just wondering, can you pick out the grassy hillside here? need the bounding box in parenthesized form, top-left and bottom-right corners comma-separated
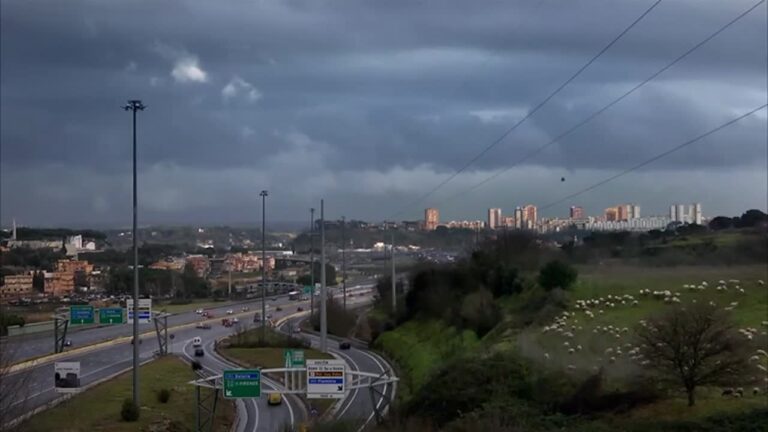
(374, 319, 479, 402)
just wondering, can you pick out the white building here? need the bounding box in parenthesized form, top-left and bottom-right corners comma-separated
(692, 203, 702, 225)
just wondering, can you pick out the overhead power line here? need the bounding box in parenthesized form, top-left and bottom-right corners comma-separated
(388, 0, 664, 219)
(435, 0, 766, 208)
(537, 104, 767, 211)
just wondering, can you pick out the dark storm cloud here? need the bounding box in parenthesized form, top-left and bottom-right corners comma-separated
(1, 0, 766, 225)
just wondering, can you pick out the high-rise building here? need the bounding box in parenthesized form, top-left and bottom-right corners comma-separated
(523, 205, 537, 225)
(617, 205, 629, 221)
(605, 207, 618, 222)
(631, 205, 641, 220)
(424, 208, 440, 231)
(514, 207, 524, 229)
(488, 208, 502, 229)
(676, 204, 687, 223)
(670, 205, 677, 222)
(502, 216, 515, 228)
(692, 203, 702, 225)
(569, 206, 584, 219)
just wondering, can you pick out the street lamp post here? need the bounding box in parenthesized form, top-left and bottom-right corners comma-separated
(123, 99, 145, 410)
(320, 199, 327, 352)
(309, 208, 315, 320)
(260, 190, 268, 342)
(342, 216, 347, 311)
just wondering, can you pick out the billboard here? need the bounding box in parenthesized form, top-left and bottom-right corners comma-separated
(54, 362, 81, 393)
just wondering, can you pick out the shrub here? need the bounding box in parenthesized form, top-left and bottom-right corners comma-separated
(120, 398, 139, 422)
(157, 388, 171, 403)
(538, 260, 578, 291)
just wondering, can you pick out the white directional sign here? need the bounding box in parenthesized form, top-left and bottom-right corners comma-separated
(54, 361, 81, 393)
(306, 359, 346, 399)
(127, 298, 152, 324)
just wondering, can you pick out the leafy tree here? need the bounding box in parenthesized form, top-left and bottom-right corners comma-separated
(708, 216, 734, 231)
(736, 209, 768, 228)
(32, 270, 45, 293)
(538, 260, 577, 291)
(635, 303, 750, 407)
(459, 288, 501, 336)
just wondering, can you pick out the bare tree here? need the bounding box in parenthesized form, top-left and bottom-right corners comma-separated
(635, 303, 750, 406)
(0, 336, 32, 431)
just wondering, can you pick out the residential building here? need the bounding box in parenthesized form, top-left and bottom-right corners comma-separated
(488, 208, 502, 229)
(569, 206, 584, 219)
(444, 220, 485, 230)
(424, 208, 440, 231)
(514, 207, 524, 229)
(47, 272, 75, 297)
(631, 204, 641, 219)
(670, 205, 677, 222)
(676, 204, 687, 223)
(693, 203, 702, 225)
(0, 274, 33, 302)
(617, 205, 629, 221)
(186, 255, 211, 278)
(522, 205, 537, 225)
(150, 257, 186, 272)
(502, 216, 516, 228)
(55, 259, 94, 275)
(605, 207, 618, 221)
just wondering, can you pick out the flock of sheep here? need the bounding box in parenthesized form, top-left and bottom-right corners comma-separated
(536, 277, 768, 398)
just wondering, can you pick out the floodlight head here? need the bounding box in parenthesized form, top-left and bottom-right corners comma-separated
(260, 190, 268, 197)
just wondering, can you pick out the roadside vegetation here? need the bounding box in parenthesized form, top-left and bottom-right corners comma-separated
(365, 211, 768, 431)
(17, 356, 235, 432)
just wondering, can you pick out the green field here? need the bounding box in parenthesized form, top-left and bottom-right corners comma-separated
(20, 356, 235, 432)
(518, 264, 768, 404)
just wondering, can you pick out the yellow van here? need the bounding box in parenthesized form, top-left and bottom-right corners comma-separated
(267, 392, 282, 405)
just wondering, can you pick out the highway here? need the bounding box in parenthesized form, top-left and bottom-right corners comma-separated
(277, 316, 396, 431)
(6, 281, 373, 364)
(3, 281, 394, 430)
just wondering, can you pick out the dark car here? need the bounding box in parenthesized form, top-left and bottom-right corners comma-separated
(297, 307, 304, 312)
(63, 339, 72, 347)
(276, 306, 283, 312)
(194, 348, 205, 357)
(339, 341, 351, 350)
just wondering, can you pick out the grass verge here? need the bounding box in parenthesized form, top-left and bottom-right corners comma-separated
(18, 356, 235, 432)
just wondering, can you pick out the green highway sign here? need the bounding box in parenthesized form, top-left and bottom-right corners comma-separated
(284, 349, 305, 368)
(69, 305, 94, 325)
(99, 307, 124, 324)
(223, 369, 261, 399)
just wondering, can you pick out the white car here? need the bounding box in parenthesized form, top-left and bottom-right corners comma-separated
(226, 309, 233, 315)
(232, 317, 239, 323)
(192, 336, 202, 347)
(195, 309, 203, 314)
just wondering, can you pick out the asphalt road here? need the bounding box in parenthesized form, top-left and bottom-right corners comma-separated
(179, 331, 302, 432)
(3, 282, 385, 430)
(278, 316, 396, 431)
(7, 282, 373, 364)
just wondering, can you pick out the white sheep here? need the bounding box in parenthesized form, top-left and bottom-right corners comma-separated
(568, 348, 575, 354)
(609, 357, 616, 364)
(563, 341, 570, 347)
(758, 280, 765, 286)
(576, 345, 583, 351)
(750, 355, 760, 363)
(544, 353, 550, 360)
(754, 349, 767, 357)
(566, 365, 576, 372)
(605, 348, 614, 355)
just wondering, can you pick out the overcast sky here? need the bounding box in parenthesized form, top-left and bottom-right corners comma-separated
(1, 0, 766, 228)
